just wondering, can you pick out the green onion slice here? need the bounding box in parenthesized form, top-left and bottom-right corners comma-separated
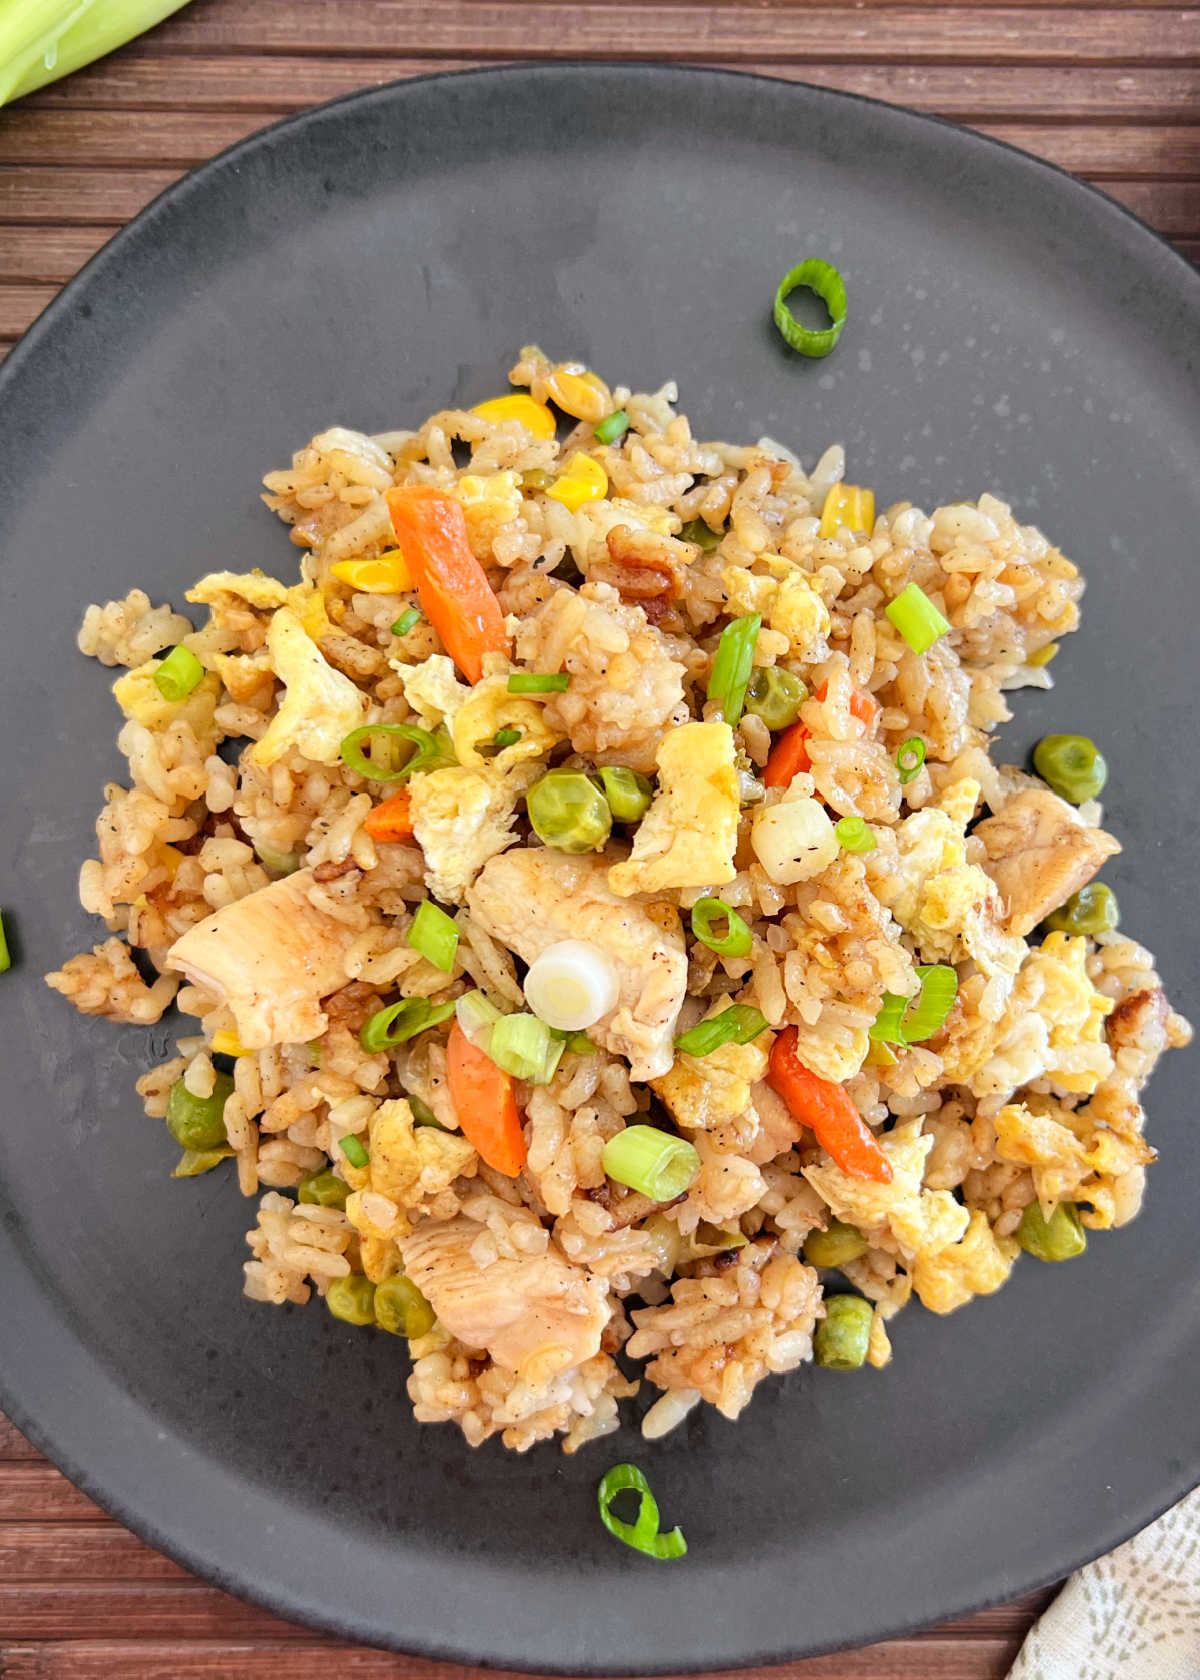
(339, 722, 454, 783)
(886, 583, 950, 655)
(896, 736, 926, 785)
(550, 1028, 597, 1055)
(597, 1463, 687, 1560)
(0, 910, 9, 974)
(359, 996, 456, 1053)
(391, 607, 421, 637)
(675, 1003, 769, 1058)
(602, 1125, 701, 1201)
(406, 1093, 442, 1128)
(690, 897, 753, 958)
(593, 409, 630, 446)
(678, 518, 723, 552)
(489, 1013, 565, 1085)
(454, 989, 504, 1049)
(707, 614, 761, 727)
(598, 766, 653, 823)
(835, 815, 876, 854)
(869, 964, 958, 1046)
(493, 728, 521, 747)
(339, 1134, 369, 1169)
(153, 644, 205, 702)
(508, 672, 570, 694)
(408, 900, 459, 972)
(772, 259, 848, 359)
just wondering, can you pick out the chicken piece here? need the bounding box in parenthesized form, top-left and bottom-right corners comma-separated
(400, 1204, 610, 1384)
(975, 789, 1120, 937)
(467, 847, 687, 1079)
(165, 870, 360, 1048)
(608, 720, 740, 897)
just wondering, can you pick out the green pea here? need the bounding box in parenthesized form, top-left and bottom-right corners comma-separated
(1045, 881, 1119, 938)
(374, 1274, 436, 1338)
(598, 766, 653, 823)
(527, 769, 613, 853)
(814, 1294, 874, 1370)
(325, 1275, 377, 1326)
(678, 518, 723, 552)
(164, 1073, 234, 1151)
(521, 468, 553, 492)
(1017, 1201, 1087, 1262)
(298, 1170, 349, 1209)
(744, 666, 807, 731)
(1033, 734, 1108, 804)
(803, 1219, 869, 1270)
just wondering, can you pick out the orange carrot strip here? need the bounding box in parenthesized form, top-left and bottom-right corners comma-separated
(767, 1027, 892, 1183)
(764, 720, 811, 786)
(385, 486, 509, 684)
(445, 1019, 526, 1177)
(363, 788, 413, 842)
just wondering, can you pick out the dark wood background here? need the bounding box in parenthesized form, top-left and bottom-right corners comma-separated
(1, 0, 1195, 1672)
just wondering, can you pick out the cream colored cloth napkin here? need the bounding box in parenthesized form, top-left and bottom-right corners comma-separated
(1009, 1486, 1200, 1679)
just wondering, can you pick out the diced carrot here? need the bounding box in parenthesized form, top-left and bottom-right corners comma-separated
(363, 787, 413, 842)
(385, 486, 509, 683)
(445, 1019, 526, 1177)
(767, 1027, 892, 1183)
(764, 720, 811, 786)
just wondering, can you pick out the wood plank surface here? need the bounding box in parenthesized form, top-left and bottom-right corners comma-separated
(0, 0, 1195, 1672)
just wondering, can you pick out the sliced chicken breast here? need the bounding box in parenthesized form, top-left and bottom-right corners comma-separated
(975, 789, 1120, 938)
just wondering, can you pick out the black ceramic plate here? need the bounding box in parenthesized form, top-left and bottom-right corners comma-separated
(1, 64, 1197, 1672)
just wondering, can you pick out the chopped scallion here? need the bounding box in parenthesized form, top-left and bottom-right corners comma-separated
(507, 672, 570, 694)
(896, 737, 926, 785)
(597, 1463, 687, 1560)
(678, 518, 723, 552)
(869, 964, 958, 1046)
(772, 258, 848, 359)
(707, 614, 761, 727)
(886, 583, 950, 655)
(339, 1134, 369, 1169)
(675, 1003, 768, 1057)
(339, 722, 454, 783)
(593, 409, 630, 445)
(408, 900, 459, 972)
(690, 897, 753, 958)
(391, 606, 421, 637)
(152, 644, 205, 702)
(493, 728, 521, 747)
(489, 1012, 565, 1085)
(835, 816, 876, 854)
(359, 996, 455, 1053)
(454, 988, 504, 1049)
(602, 1125, 700, 1201)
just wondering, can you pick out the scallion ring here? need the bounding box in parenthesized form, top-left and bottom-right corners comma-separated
(359, 996, 456, 1053)
(593, 409, 630, 445)
(339, 1134, 369, 1169)
(707, 614, 761, 727)
(153, 645, 205, 702)
(835, 816, 876, 854)
(690, 897, 753, 958)
(597, 1463, 687, 1561)
(675, 1003, 769, 1057)
(602, 1125, 701, 1201)
(772, 258, 848, 359)
(508, 672, 570, 694)
(869, 964, 958, 1046)
(391, 607, 421, 637)
(886, 582, 950, 655)
(896, 737, 926, 785)
(408, 900, 459, 972)
(339, 722, 454, 783)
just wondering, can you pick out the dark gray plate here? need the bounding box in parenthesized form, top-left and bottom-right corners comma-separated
(0, 64, 1197, 1673)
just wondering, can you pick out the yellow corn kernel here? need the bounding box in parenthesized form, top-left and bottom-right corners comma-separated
(211, 1028, 250, 1058)
(545, 364, 612, 423)
(329, 550, 412, 594)
(819, 483, 876, 539)
(158, 844, 186, 880)
(1028, 642, 1059, 668)
(471, 394, 557, 438)
(545, 452, 608, 513)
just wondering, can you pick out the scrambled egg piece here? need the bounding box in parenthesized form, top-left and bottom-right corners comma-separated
(451, 675, 558, 771)
(992, 1100, 1153, 1227)
(409, 761, 537, 903)
(970, 932, 1114, 1098)
(608, 720, 739, 896)
(912, 1210, 1018, 1315)
(113, 663, 220, 732)
(249, 607, 367, 767)
(803, 1117, 969, 1262)
(652, 1024, 771, 1132)
(347, 1099, 476, 1237)
(187, 569, 290, 611)
(722, 558, 831, 658)
(789, 1021, 870, 1085)
(393, 654, 471, 730)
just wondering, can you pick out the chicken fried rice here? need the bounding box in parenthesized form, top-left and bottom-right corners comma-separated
(47, 347, 1190, 1453)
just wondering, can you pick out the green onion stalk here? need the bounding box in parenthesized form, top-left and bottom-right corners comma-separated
(0, 1, 192, 108)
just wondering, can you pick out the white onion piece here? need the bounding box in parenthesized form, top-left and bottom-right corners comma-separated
(523, 941, 620, 1032)
(751, 795, 839, 885)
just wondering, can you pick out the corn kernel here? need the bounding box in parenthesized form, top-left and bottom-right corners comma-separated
(471, 394, 557, 438)
(329, 551, 412, 594)
(545, 364, 612, 423)
(1028, 642, 1059, 668)
(545, 453, 608, 513)
(158, 844, 186, 880)
(819, 484, 876, 539)
(211, 1028, 250, 1058)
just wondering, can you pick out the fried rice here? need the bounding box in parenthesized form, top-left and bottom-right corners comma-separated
(47, 346, 1191, 1454)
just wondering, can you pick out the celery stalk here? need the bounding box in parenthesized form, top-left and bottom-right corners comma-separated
(0, 0, 191, 107)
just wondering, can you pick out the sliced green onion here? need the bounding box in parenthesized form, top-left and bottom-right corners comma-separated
(391, 607, 421, 637)
(707, 614, 761, 726)
(690, 897, 753, 958)
(896, 737, 926, 785)
(551, 1029, 597, 1055)
(0, 2, 194, 109)
(886, 583, 950, 655)
(602, 1125, 701, 1201)
(152, 644, 205, 702)
(835, 816, 876, 854)
(489, 1013, 564, 1085)
(359, 996, 456, 1053)
(455, 988, 504, 1049)
(598, 766, 653, 823)
(869, 964, 958, 1046)
(0, 910, 9, 973)
(593, 409, 630, 445)
(408, 900, 459, 972)
(339, 1134, 369, 1169)
(171, 1145, 234, 1179)
(407, 1093, 441, 1128)
(508, 672, 570, 694)
(493, 728, 521, 747)
(339, 722, 454, 783)
(298, 1170, 349, 1208)
(597, 1463, 687, 1560)
(675, 1003, 769, 1057)
(678, 518, 723, 552)
(772, 258, 848, 359)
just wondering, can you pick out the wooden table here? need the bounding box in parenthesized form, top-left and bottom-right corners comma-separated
(1, 1, 1195, 1672)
